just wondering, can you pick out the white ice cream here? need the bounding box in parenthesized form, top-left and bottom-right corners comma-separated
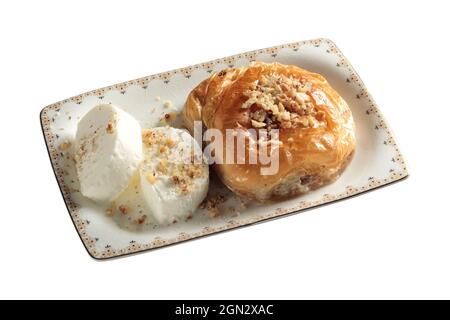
(140, 127, 208, 224)
(74, 104, 142, 203)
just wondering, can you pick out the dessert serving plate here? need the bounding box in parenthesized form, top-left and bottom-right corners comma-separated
(40, 38, 408, 259)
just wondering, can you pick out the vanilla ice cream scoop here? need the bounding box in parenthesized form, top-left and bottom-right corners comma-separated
(140, 127, 209, 224)
(74, 104, 142, 202)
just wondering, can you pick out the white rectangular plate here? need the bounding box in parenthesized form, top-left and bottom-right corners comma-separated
(41, 38, 408, 259)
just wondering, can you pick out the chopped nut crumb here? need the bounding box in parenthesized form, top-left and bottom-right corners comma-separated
(118, 205, 129, 215)
(146, 173, 156, 184)
(159, 146, 167, 153)
(180, 186, 189, 195)
(106, 122, 114, 134)
(165, 138, 175, 148)
(163, 100, 172, 108)
(58, 141, 71, 151)
(137, 215, 147, 225)
(207, 207, 220, 218)
(158, 159, 168, 174)
(142, 129, 165, 148)
(201, 195, 226, 218)
(105, 207, 114, 216)
(160, 112, 177, 124)
(172, 175, 183, 184)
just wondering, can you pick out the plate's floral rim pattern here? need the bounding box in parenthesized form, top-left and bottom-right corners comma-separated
(40, 38, 408, 259)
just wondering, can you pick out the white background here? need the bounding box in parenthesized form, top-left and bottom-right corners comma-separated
(1, 0, 449, 299)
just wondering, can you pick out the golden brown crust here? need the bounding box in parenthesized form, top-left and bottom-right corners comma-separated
(183, 62, 356, 201)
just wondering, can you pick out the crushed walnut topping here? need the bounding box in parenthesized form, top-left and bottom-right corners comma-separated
(186, 164, 202, 179)
(106, 116, 117, 134)
(137, 215, 147, 225)
(200, 195, 226, 218)
(142, 130, 165, 148)
(170, 163, 205, 195)
(58, 141, 71, 151)
(75, 130, 100, 168)
(159, 146, 167, 154)
(242, 73, 325, 130)
(118, 205, 129, 215)
(172, 176, 188, 195)
(106, 122, 114, 134)
(157, 159, 168, 174)
(172, 175, 183, 184)
(165, 138, 175, 148)
(141, 129, 207, 196)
